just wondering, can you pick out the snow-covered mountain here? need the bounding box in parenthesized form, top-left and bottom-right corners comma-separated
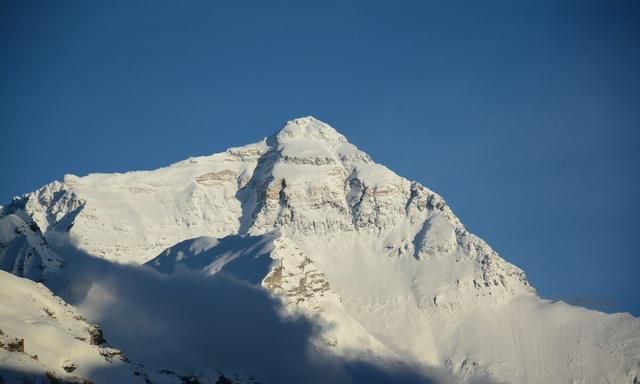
(1, 116, 639, 383)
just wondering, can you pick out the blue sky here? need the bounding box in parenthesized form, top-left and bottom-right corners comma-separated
(1, 0, 639, 315)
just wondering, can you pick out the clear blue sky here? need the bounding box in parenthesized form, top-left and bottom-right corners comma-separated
(1, 1, 638, 315)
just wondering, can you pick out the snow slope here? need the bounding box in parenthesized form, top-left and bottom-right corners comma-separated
(0, 210, 62, 281)
(0, 269, 134, 383)
(2, 116, 640, 383)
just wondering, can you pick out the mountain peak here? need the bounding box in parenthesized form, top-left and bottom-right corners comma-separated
(273, 116, 347, 144)
(3, 117, 639, 384)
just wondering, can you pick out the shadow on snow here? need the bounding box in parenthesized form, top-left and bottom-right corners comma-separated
(40, 234, 476, 384)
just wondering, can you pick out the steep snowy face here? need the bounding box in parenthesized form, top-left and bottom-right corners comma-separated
(239, 117, 371, 234)
(11, 142, 269, 263)
(0, 208, 62, 281)
(244, 116, 423, 236)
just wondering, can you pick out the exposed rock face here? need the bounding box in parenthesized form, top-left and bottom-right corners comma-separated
(2, 337, 24, 353)
(87, 325, 105, 346)
(262, 236, 333, 311)
(62, 360, 78, 373)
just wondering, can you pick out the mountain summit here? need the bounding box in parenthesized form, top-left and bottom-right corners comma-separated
(274, 116, 348, 143)
(1, 117, 639, 383)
